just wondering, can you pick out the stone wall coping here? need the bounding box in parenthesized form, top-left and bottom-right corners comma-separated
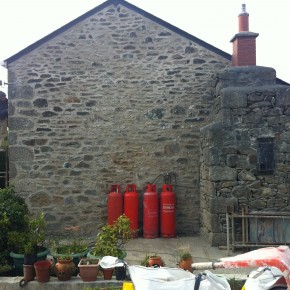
(0, 276, 123, 290)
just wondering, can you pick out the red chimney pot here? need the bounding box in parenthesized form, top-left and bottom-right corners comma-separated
(238, 4, 249, 32)
(230, 4, 259, 66)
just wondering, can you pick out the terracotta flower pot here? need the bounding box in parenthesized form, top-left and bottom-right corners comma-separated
(179, 257, 193, 272)
(50, 248, 89, 275)
(78, 258, 99, 282)
(148, 256, 163, 267)
(23, 264, 35, 281)
(19, 265, 35, 287)
(54, 258, 75, 281)
(34, 260, 51, 283)
(102, 267, 114, 280)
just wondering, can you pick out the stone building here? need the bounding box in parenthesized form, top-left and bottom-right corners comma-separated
(3, 0, 290, 245)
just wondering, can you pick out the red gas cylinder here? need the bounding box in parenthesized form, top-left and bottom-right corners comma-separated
(124, 184, 138, 238)
(143, 184, 159, 238)
(107, 184, 123, 225)
(160, 184, 176, 238)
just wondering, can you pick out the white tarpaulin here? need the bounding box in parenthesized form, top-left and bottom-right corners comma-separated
(128, 266, 231, 290)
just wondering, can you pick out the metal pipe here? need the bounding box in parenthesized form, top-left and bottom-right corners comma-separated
(232, 214, 290, 219)
(226, 212, 230, 256)
(191, 261, 224, 271)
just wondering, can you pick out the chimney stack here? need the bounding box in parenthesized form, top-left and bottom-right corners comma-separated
(230, 4, 259, 66)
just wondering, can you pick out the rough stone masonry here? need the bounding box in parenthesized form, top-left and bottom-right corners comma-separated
(6, 3, 231, 237)
(5, 2, 290, 244)
(200, 66, 290, 245)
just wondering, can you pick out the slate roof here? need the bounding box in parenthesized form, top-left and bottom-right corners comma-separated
(4, 0, 231, 65)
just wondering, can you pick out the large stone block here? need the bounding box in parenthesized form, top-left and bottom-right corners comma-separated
(203, 146, 221, 166)
(232, 186, 251, 199)
(219, 66, 276, 88)
(9, 85, 34, 100)
(29, 192, 52, 206)
(209, 197, 238, 214)
(9, 146, 34, 161)
(8, 117, 34, 131)
(200, 122, 223, 147)
(221, 88, 247, 108)
(209, 166, 237, 181)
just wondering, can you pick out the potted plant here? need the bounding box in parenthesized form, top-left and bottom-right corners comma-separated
(49, 226, 89, 275)
(8, 212, 49, 276)
(78, 258, 99, 282)
(90, 214, 134, 259)
(148, 254, 164, 267)
(53, 254, 75, 281)
(89, 215, 133, 280)
(140, 254, 164, 267)
(177, 248, 193, 272)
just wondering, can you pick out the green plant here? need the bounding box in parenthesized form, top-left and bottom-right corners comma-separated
(91, 214, 134, 258)
(140, 254, 150, 267)
(8, 212, 46, 254)
(50, 239, 88, 258)
(0, 263, 12, 273)
(179, 250, 192, 260)
(1, 134, 8, 149)
(176, 245, 192, 262)
(49, 226, 88, 258)
(0, 254, 13, 274)
(0, 186, 29, 258)
(140, 253, 165, 267)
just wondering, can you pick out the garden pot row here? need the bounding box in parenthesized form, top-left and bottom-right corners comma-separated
(19, 256, 125, 285)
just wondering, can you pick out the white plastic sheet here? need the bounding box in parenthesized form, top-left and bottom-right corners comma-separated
(99, 256, 124, 269)
(199, 270, 231, 290)
(243, 266, 287, 290)
(128, 266, 231, 290)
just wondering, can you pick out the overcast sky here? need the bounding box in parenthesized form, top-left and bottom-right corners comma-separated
(0, 0, 289, 94)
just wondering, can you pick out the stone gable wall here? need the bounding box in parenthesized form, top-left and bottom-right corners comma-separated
(7, 3, 230, 236)
(200, 66, 290, 246)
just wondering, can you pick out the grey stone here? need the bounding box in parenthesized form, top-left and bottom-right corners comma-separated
(209, 166, 237, 181)
(232, 186, 251, 198)
(9, 117, 34, 130)
(221, 88, 247, 108)
(9, 146, 34, 161)
(238, 170, 256, 181)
